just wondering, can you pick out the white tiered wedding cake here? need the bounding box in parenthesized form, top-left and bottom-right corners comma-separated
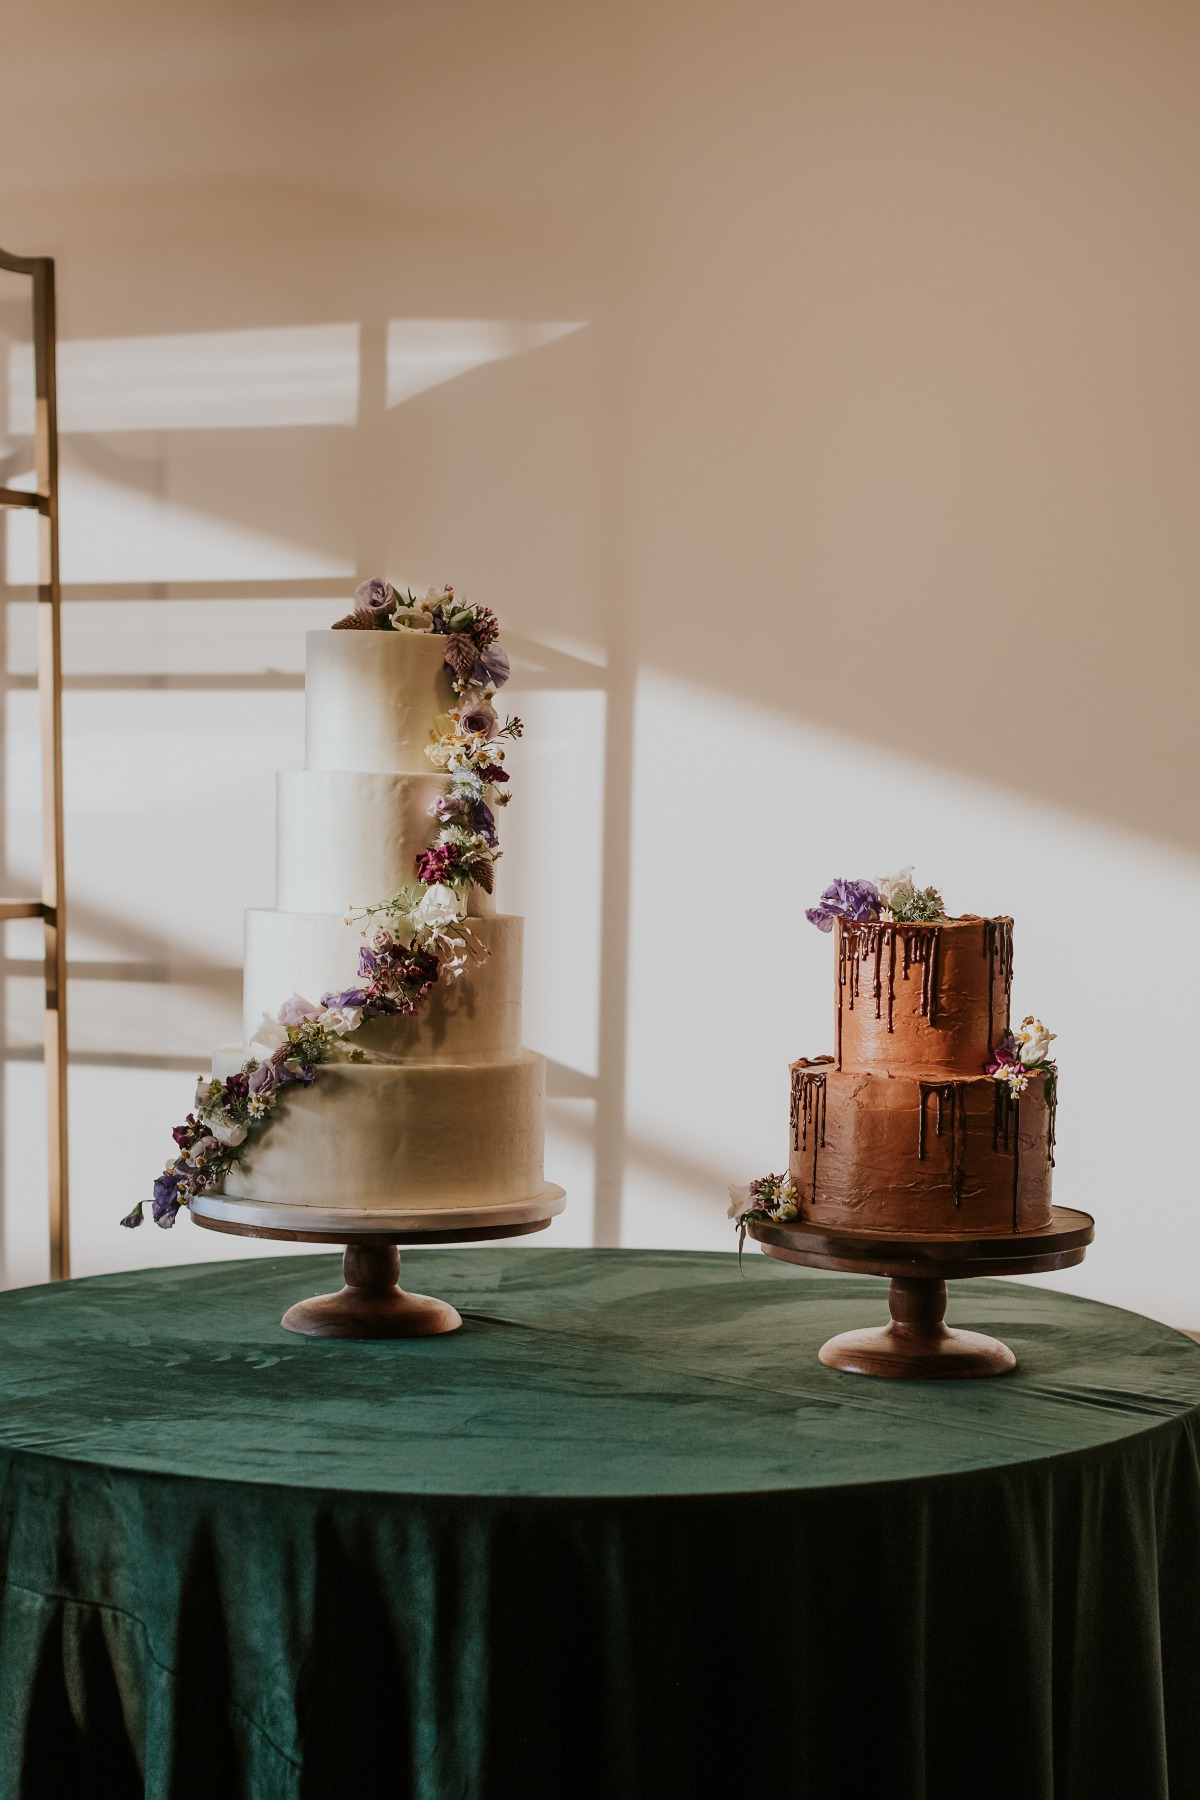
(126, 582, 564, 1239)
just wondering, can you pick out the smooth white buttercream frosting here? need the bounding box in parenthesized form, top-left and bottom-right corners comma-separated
(213, 1047, 547, 1211)
(304, 629, 454, 774)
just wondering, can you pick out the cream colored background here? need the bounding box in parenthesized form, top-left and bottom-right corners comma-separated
(1, 0, 1196, 1317)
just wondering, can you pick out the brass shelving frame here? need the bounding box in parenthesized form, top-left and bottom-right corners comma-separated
(0, 249, 69, 1280)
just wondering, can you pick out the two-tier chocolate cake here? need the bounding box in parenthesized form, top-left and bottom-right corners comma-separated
(731, 869, 1058, 1243)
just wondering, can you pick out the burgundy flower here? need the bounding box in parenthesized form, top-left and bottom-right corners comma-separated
(478, 763, 509, 784)
(415, 843, 458, 884)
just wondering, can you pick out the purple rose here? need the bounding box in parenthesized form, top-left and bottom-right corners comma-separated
(475, 644, 510, 688)
(458, 699, 498, 738)
(430, 792, 465, 823)
(805, 877, 881, 932)
(248, 1058, 279, 1097)
(354, 577, 396, 617)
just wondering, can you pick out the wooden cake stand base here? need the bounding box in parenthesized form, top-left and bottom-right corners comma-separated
(191, 1189, 564, 1339)
(748, 1206, 1094, 1380)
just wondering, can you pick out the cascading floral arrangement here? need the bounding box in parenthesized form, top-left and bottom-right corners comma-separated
(122, 578, 522, 1230)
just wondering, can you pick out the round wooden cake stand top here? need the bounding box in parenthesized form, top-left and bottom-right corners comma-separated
(748, 1206, 1095, 1381)
(191, 1207, 552, 1341)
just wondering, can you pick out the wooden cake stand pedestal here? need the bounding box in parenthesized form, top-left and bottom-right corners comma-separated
(748, 1205, 1094, 1379)
(191, 1187, 565, 1339)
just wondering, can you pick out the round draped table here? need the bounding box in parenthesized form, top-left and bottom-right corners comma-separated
(0, 1248, 1198, 1800)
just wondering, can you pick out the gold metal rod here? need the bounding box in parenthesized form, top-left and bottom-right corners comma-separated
(0, 900, 47, 920)
(0, 489, 48, 512)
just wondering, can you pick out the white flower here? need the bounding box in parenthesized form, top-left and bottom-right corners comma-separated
(414, 883, 462, 929)
(318, 1005, 364, 1036)
(877, 866, 915, 908)
(207, 1112, 248, 1148)
(1016, 1016, 1055, 1066)
(250, 1012, 289, 1055)
(426, 738, 455, 771)
(394, 605, 433, 631)
(727, 1183, 757, 1222)
(190, 1135, 219, 1163)
(418, 585, 452, 614)
(1003, 1067, 1029, 1095)
(247, 1095, 271, 1119)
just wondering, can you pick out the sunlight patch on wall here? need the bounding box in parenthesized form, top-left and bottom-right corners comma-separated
(5, 320, 587, 434)
(7, 325, 361, 433)
(3, 467, 352, 584)
(386, 319, 584, 407)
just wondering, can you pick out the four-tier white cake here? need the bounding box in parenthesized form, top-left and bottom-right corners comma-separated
(190, 623, 564, 1238)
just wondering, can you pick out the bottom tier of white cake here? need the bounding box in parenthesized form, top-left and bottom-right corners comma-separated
(210, 1045, 548, 1213)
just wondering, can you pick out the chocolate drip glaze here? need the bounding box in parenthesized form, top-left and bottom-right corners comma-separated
(1047, 1083, 1057, 1168)
(791, 1062, 829, 1194)
(836, 921, 943, 1067)
(918, 1081, 967, 1207)
(991, 1082, 1023, 1232)
(982, 919, 1014, 1053)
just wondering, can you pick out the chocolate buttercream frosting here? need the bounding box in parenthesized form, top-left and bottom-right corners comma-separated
(796, 915, 1052, 1236)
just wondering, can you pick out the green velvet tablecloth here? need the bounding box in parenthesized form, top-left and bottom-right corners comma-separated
(1, 1248, 1199, 1800)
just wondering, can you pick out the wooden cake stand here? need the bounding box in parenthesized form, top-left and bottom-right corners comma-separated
(190, 1187, 565, 1339)
(748, 1206, 1094, 1379)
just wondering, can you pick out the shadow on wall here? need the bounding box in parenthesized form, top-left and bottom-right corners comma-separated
(0, 0, 1197, 1312)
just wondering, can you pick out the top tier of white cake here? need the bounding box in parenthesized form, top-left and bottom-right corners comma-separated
(304, 628, 455, 774)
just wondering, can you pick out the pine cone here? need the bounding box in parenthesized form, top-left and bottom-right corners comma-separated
(472, 859, 495, 895)
(444, 632, 477, 683)
(332, 611, 378, 631)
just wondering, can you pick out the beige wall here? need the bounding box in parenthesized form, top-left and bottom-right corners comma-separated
(1, 0, 1197, 1315)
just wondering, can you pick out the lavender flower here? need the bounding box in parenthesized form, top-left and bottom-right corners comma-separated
(278, 1061, 316, 1088)
(120, 1202, 145, 1229)
(151, 1169, 184, 1227)
(320, 986, 370, 1010)
(805, 877, 881, 932)
(354, 577, 396, 617)
(475, 644, 510, 688)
